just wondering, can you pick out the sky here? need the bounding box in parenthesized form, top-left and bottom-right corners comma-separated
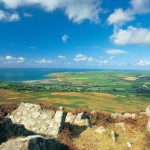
(0, 0, 150, 69)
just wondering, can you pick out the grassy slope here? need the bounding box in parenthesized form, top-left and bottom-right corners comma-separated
(0, 90, 149, 112)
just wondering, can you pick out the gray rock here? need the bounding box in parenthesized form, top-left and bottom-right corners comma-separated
(59, 107, 64, 110)
(123, 113, 136, 119)
(111, 112, 123, 119)
(8, 103, 67, 138)
(126, 142, 132, 148)
(146, 105, 150, 117)
(85, 119, 92, 128)
(146, 105, 150, 132)
(65, 112, 76, 124)
(0, 118, 36, 144)
(0, 135, 69, 150)
(111, 112, 136, 119)
(73, 113, 87, 126)
(95, 126, 106, 134)
(115, 122, 126, 130)
(73, 113, 83, 124)
(28, 136, 69, 150)
(139, 112, 146, 116)
(111, 131, 118, 144)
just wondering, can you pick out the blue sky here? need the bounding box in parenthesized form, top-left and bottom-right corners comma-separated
(0, 0, 150, 69)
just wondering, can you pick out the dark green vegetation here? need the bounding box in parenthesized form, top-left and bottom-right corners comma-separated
(0, 81, 79, 92)
(0, 71, 150, 112)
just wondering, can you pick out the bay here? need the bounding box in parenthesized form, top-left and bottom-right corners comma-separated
(0, 68, 100, 82)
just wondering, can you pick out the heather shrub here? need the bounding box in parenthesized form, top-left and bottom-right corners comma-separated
(0, 103, 18, 117)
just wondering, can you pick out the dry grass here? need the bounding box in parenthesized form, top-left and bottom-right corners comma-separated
(0, 90, 149, 112)
(37, 102, 59, 111)
(72, 115, 150, 150)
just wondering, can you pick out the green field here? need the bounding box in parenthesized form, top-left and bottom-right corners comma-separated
(0, 71, 150, 112)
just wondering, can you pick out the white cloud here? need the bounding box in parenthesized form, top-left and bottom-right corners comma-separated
(111, 26, 150, 45)
(74, 54, 87, 62)
(130, 0, 150, 14)
(108, 0, 150, 26)
(34, 59, 53, 64)
(107, 8, 134, 25)
(0, 10, 20, 22)
(136, 60, 150, 66)
(0, 0, 101, 23)
(106, 49, 127, 55)
(58, 55, 66, 59)
(62, 34, 69, 43)
(0, 55, 25, 64)
(87, 57, 97, 63)
(23, 12, 33, 17)
(74, 54, 114, 66)
(99, 60, 109, 65)
(17, 57, 25, 63)
(5, 55, 16, 60)
(64, 0, 101, 23)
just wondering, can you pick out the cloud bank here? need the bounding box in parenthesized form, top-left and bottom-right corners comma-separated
(107, 0, 150, 26)
(0, 10, 20, 22)
(106, 49, 127, 55)
(0, 55, 25, 64)
(0, 0, 101, 23)
(111, 26, 150, 45)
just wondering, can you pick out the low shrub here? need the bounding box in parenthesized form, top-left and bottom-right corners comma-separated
(37, 102, 58, 111)
(91, 111, 115, 126)
(0, 102, 18, 117)
(59, 126, 78, 150)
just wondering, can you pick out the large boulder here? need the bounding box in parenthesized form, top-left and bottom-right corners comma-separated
(65, 112, 88, 126)
(0, 118, 36, 144)
(0, 135, 69, 150)
(111, 112, 136, 119)
(95, 126, 106, 134)
(65, 112, 76, 124)
(146, 105, 150, 117)
(111, 112, 123, 119)
(8, 103, 67, 138)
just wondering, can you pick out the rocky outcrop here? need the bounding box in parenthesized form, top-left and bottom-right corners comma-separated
(1, 103, 150, 150)
(8, 103, 67, 138)
(65, 112, 88, 126)
(111, 112, 136, 119)
(0, 118, 36, 144)
(115, 122, 126, 130)
(146, 105, 150, 132)
(95, 126, 106, 134)
(111, 131, 119, 144)
(0, 135, 69, 150)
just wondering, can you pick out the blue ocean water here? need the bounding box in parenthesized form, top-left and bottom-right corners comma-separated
(0, 68, 101, 82)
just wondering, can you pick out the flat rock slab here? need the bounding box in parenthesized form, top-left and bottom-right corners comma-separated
(0, 135, 69, 150)
(65, 112, 88, 126)
(8, 103, 66, 138)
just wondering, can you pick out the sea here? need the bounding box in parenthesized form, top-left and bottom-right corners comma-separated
(0, 68, 101, 82)
(0, 68, 149, 82)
